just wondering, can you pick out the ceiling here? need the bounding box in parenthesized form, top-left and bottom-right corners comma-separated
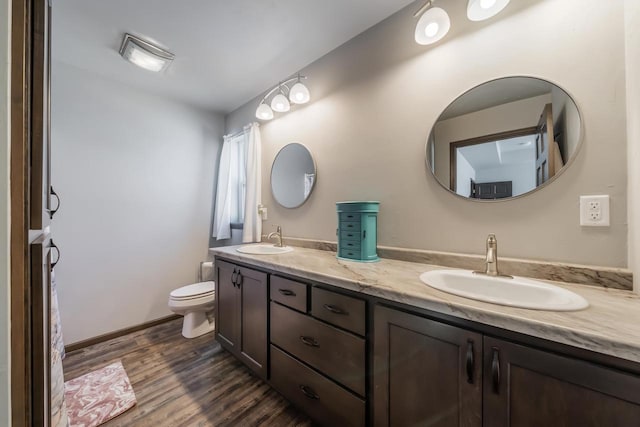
(459, 135, 537, 170)
(52, 0, 414, 113)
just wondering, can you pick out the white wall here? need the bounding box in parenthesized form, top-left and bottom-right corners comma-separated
(52, 62, 224, 344)
(0, 0, 10, 421)
(226, 0, 628, 267)
(456, 152, 475, 198)
(626, 0, 640, 292)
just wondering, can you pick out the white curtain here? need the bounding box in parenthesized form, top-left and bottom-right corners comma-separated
(212, 127, 249, 240)
(242, 123, 262, 243)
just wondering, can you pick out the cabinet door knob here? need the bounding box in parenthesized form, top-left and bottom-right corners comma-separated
(231, 269, 238, 287)
(49, 239, 60, 270)
(466, 340, 474, 384)
(49, 186, 60, 219)
(299, 336, 319, 347)
(278, 289, 295, 296)
(299, 384, 319, 400)
(491, 347, 501, 394)
(323, 304, 347, 315)
(236, 271, 243, 287)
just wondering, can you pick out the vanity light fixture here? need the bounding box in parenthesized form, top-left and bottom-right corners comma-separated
(255, 74, 311, 121)
(414, 0, 511, 46)
(414, 1, 451, 45)
(119, 33, 174, 72)
(467, 0, 511, 21)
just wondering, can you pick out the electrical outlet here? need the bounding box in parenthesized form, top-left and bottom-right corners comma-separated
(580, 195, 610, 227)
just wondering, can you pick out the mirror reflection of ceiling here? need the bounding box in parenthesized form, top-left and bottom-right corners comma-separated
(440, 78, 553, 120)
(458, 135, 536, 170)
(52, 0, 414, 112)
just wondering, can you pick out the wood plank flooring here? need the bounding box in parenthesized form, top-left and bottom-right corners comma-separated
(63, 319, 313, 426)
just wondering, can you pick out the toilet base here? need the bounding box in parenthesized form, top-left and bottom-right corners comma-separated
(181, 311, 215, 339)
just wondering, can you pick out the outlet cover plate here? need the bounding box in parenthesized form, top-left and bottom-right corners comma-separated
(580, 195, 610, 227)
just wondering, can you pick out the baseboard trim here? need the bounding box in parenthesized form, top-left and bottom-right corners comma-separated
(65, 314, 181, 354)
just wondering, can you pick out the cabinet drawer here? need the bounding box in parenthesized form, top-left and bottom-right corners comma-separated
(270, 275, 308, 312)
(339, 221, 361, 232)
(271, 302, 365, 396)
(339, 212, 360, 222)
(338, 248, 361, 260)
(271, 345, 365, 427)
(340, 240, 361, 251)
(311, 287, 366, 336)
(339, 230, 362, 241)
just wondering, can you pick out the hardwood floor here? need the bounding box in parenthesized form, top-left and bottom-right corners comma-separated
(63, 319, 313, 426)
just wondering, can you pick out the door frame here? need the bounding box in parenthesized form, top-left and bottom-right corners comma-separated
(449, 126, 538, 192)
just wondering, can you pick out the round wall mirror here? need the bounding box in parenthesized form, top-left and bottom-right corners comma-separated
(426, 76, 582, 201)
(271, 143, 317, 208)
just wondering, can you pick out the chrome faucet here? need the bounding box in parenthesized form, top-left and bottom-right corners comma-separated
(474, 234, 513, 278)
(267, 226, 284, 248)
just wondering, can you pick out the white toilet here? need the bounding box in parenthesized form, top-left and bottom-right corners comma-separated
(168, 281, 215, 338)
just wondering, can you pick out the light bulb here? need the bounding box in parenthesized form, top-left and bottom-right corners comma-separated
(424, 22, 439, 38)
(415, 7, 450, 45)
(467, 0, 510, 21)
(480, 0, 496, 9)
(255, 103, 274, 120)
(271, 93, 290, 112)
(289, 82, 310, 104)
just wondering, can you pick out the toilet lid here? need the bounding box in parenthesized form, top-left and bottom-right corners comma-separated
(170, 281, 215, 299)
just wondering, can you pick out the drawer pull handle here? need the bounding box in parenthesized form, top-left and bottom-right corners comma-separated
(323, 304, 347, 315)
(491, 347, 500, 394)
(299, 336, 319, 347)
(466, 340, 474, 384)
(299, 385, 319, 400)
(231, 269, 238, 287)
(278, 289, 296, 297)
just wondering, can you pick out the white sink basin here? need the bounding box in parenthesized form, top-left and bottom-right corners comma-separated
(236, 244, 294, 255)
(419, 270, 588, 311)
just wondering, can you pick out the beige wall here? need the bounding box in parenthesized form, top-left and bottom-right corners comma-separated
(226, 0, 628, 267)
(625, 0, 640, 291)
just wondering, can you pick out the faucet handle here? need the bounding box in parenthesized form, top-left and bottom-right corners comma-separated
(276, 225, 282, 233)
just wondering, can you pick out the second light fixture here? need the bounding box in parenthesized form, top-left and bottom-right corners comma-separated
(255, 74, 310, 121)
(414, 0, 511, 45)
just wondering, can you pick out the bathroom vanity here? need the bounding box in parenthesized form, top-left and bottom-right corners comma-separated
(212, 246, 640, 426)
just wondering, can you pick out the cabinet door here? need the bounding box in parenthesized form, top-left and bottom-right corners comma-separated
(483, 337, 640, 427)
(215, 260, 239, 350)
(237, 266, 268, 378)
(373, 306, 482, 427)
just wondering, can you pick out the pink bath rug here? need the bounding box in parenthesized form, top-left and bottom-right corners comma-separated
(64, 360, 137, 427)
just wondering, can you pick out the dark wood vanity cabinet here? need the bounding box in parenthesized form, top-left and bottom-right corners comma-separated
(269, 277, 367, 427)
(374, 305, 640, 427)
(215, 260, 268, 379)
(213, 256, 640, 427)
(483, 337, 640, 427)
(373, 305, 482, 427)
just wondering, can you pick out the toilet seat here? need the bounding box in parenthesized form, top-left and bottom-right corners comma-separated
(170, 281, 215, 301)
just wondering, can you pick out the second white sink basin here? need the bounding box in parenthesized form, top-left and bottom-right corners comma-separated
(236, 244, 294, 255)
(420, 269, 588, 311)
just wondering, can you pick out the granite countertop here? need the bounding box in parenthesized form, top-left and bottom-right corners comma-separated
(210, 245, 640, 364)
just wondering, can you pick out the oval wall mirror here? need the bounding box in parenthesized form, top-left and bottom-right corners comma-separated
(271, 143, 317, 208)
(426, 76, 582, 201)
